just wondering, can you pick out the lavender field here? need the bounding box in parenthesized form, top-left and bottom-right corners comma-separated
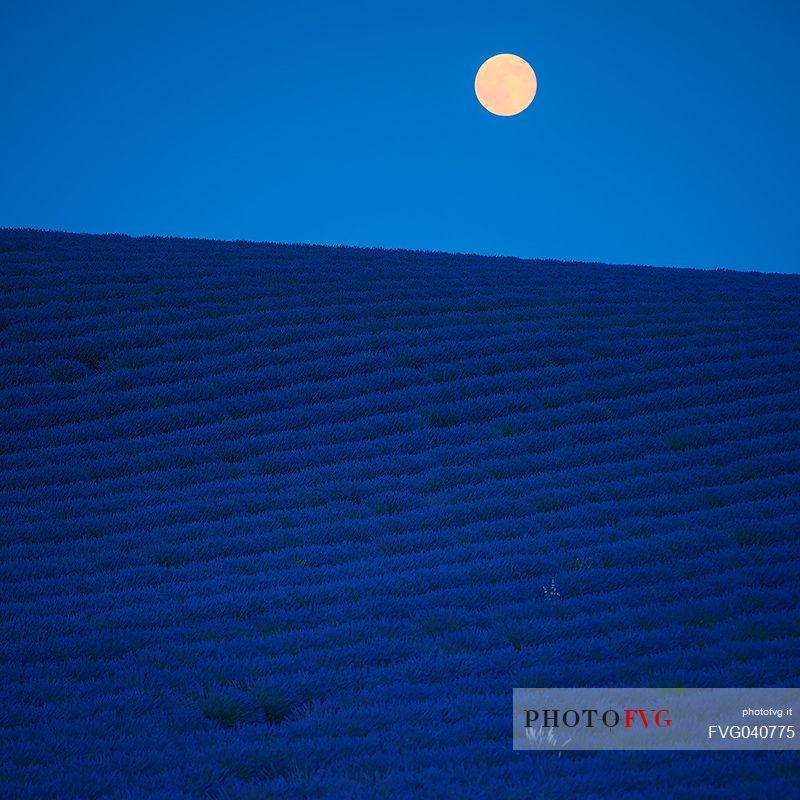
(2, 229, 799, 798)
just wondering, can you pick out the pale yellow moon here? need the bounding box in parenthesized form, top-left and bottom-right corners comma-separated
(474, 54, 537, 116)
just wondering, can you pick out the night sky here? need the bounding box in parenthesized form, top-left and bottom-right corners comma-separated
(2, 1, 798, 272)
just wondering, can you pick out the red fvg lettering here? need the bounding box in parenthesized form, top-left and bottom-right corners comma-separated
(624, 709, 672, 728)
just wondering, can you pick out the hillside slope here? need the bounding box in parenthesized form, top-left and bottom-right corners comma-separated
(2, 229, 799, 798)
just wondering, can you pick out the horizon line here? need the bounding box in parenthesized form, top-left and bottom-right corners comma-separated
(0, 226, 793, 278)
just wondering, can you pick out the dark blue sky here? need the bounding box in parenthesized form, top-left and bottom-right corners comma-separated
(2, 1, 798, 272)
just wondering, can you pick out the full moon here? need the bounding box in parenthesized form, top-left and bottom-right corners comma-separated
(474, 54, 537, 116)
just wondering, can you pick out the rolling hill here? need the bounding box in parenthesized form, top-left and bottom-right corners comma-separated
(2, 228, 799, 798)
